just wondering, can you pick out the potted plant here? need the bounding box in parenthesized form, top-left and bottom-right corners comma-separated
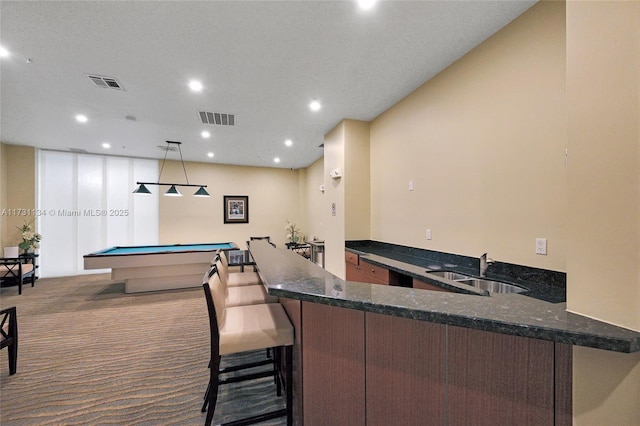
(17, 218, 42, 254)
(285, 220, 301, 244)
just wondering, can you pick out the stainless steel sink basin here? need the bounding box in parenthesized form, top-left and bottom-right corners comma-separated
(426, 271, 472, 281)
(427, 270, 526, 294)
(457, 279, 526, 294)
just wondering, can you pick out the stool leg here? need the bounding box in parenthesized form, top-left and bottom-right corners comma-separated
(274, 347, 282, 397)
(204, 355, 221, 426)
(285, 345, 293, 426)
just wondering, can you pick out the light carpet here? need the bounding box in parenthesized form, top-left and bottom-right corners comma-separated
(0, 274, 285, 425)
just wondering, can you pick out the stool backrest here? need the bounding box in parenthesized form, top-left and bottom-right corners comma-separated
(202, 283, 221, 362)
(204, 272, 226, 329)
(214, 258, 229, 295)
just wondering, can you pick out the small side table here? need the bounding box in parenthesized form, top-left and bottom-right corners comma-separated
(19, 253, 39, 280)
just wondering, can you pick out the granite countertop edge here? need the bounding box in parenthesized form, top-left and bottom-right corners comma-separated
(250, 242, 640, 354)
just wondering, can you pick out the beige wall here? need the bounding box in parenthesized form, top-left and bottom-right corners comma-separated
(370, 1, 567, 272)
(322, 119, 371, 278)
(344, 120, 371, 241)
(323, 122, 346, 277)
(0, 144, 37, 249)
(566, 1, 640, 424)
(303, 156, 326, 242)
(158, 159, 302, 249)
(566, 0, 640, 334)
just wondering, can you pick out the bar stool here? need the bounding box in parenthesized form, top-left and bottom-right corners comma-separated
(216, 251, 262, 287)
(204, 263, 278, 307)
(200, 264, 279, 412)
(202, 273, 293, 426)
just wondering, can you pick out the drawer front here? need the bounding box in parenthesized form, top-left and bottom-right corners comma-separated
(360, 260, 389, 283)
(413, 278, 450, 292)
(345, 251, 360, 266)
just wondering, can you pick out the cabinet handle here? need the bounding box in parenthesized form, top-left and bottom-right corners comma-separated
(371, 269, 375, 273)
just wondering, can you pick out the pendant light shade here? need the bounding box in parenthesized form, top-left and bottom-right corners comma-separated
(132, 141, 210, 198)
(193, 186, 210, 197)
(132, 183, 151, 194)
(164, 185, 182, 197)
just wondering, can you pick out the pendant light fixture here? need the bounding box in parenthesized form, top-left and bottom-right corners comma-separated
(132, 140, 210, 197)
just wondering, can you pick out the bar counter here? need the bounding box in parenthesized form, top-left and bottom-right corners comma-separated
(249, 240, 639, 425)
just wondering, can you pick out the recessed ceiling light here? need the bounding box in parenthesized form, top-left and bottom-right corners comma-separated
(201, 131, 211, 138)
(309, 100, 322, 112)
(189, 80, 203, 92)
(358, 0, 377, 10)
(75, 114, 88, 123)
(0, 46, 9, 58)
(285, 139, 293, 147)
(207, 152, 214, 158)
(102, 142, 111, 149)
(274, 157, 281, 163)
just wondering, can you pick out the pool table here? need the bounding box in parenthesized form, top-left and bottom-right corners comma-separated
(84, 242, 238, 293)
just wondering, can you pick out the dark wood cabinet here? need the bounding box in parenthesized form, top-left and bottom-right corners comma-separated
(447, 326, 556, 425)
(302, 302, 366, 425)
(413, 277, 450, 292)
(366, 312, 447, 424)
(345, 251, 389, 285)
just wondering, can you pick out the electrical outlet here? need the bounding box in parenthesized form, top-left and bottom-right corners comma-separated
(409, 180, 414, 191)
(536, 238, 547, 255)
(426, 229, 432, 240)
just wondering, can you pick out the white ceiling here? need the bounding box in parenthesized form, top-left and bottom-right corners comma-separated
(0, 1, 536, 169)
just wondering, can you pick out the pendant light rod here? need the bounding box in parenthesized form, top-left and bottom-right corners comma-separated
(135, 182, 207, 188)
(132, 140, 210, 197)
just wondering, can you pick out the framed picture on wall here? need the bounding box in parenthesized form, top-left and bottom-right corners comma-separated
(223, 195, 249, 224)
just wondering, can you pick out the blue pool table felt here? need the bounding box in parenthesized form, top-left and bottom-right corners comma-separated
(88, 243, 237, 256)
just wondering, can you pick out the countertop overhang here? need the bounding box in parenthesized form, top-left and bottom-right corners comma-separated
(249, 241, 640, 353)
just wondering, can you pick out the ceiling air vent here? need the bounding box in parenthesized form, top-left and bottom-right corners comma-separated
(87, 74, 124, 90)
(199, 111, 235, 126)
(157, 145, 177, 152)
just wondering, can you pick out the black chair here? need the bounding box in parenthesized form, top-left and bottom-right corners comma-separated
(248, 236, 276, 248)
(201, 274, 293, 426)
(0, 306, 18, 375)
(0, 256, 36, 295)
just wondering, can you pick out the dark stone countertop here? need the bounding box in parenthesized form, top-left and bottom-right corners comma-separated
(346, 240, 567, 303)
(249, 240, 640, 353)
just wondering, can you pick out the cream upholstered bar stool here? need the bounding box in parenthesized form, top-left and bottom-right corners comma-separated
(216, 250, 262, 287)
(200, 264, 279, 412)
(202, 272, 293, 426)
(203, 264, 278, 307)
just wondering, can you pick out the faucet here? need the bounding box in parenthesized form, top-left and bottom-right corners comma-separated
(480, 253, 495, 277)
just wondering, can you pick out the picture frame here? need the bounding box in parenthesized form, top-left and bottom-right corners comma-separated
(223, 195, 249, 224)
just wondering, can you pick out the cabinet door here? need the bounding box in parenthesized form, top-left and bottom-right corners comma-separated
(360, 260, 389, 284)
(346, 262, 369, 282)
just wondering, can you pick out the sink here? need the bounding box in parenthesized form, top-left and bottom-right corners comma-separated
(427, 270, 526, 294)
(427, 271, 472, 281)
(456, 279, 526, 294)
